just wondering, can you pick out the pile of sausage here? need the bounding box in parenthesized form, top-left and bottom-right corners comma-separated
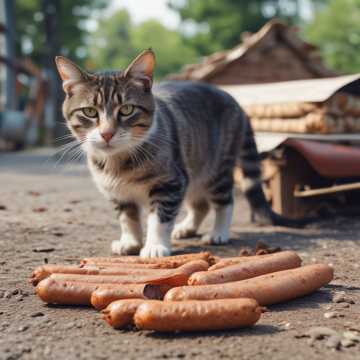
(30, 251, 333, 332)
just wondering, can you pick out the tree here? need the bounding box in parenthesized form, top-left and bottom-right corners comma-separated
(15, 0, 107, 66)
(87, 10, 134, 71)
(131, 20, 199, 78)
(89, 10, 199, 79)
(305, 0, 360, 73)
(167, 0, 323, 55)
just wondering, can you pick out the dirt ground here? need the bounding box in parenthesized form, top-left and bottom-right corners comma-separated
(1, 148, 359, 360)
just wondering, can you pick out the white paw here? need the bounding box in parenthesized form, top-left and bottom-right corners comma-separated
(172, 223, 197, 239)
(140, 243, 171, 258)
(111, 236, 142, 255)
(202, 232, 230, 245)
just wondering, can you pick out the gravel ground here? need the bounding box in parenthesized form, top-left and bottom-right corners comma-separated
(1, 148, 359, 360)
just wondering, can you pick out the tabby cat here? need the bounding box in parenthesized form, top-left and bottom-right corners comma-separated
(56, 49, 297, 258)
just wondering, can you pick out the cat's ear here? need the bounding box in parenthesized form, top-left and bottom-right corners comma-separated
(124, 49, 156, 90)
(55, 56, 89, 93)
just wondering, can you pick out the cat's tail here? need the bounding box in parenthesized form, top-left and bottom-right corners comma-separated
(237, 116, 311, 228)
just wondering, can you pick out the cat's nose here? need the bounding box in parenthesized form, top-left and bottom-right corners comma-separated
(100, 131, 114, 143)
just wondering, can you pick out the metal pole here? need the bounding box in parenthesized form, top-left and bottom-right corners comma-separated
(4, 0, 17, 110)
(42, 0, 66, 144)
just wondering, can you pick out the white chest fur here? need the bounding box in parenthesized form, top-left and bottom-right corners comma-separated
(88, 160, 150, 206)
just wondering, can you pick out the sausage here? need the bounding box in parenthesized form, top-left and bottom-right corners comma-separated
(91, 284, 170, 310)
(31, 265, 95, 286)
(81, 252, 214, 267)
(165, 264, 334, 305)
(189, 251, 301, 285)
(30, 264, 170, 286)
(134, 298, 262, 332)
(83, 262, 174, 269)
(36, 277, 150, 306)
(49, 260, 209, 287)
(36, 278, 101, 305)
(102, 299, 159, 328)
(209, 251, 296, 271)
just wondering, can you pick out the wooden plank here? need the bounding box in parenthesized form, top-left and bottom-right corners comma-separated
(294, 182, 360, 198)
(265, 148, 318, 218)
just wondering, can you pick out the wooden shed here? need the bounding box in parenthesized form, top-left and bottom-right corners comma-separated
(225, 75, 360, 219)
(168, 19, 336, 85)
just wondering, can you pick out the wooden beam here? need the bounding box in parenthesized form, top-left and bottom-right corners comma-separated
(294, 182, 360, 198)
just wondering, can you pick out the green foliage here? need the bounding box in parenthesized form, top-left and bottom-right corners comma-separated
(15, 0, 107, 66)
(89, 10, 199, 79)
(305, 0, 360, 73)
(87, 10, 133, 71)
(168, 0, 306, 55)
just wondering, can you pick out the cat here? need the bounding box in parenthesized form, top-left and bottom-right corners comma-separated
(55, 49, 300, 258)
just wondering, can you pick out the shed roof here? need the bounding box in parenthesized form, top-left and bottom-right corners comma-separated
(220, 73, 360, 105)
(168, 19, 336, 81)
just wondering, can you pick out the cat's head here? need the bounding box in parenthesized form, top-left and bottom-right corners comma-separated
(55, 49, 156, 156)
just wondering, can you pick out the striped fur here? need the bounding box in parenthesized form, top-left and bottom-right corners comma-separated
(56, 50, 299, 258)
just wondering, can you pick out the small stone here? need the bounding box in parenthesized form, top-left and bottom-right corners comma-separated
(33, 247, 55, 253)
(345, 325, 360, 333)
(0, 205, 7, 210)
(307, 338, 316, 346)
(18, 325, 29, 332)
(32, 207, 48, 213)
(325, 335, 342, 350)
(31, 312, 44, 318)
(343, 331, 360, 342)
(11, 289, 19, 296)
(341, 339, 355, 348)
(4, 291, 12, 299)
(69, 200, 81, 204)
(279, 322, 291, 329)
(336, 303, 350, 309)
(306, 326, 338, 339)
(65, 322, 75, 329)
(17, 346, 31, 355)
(332, 292, 355, 304)
(43, 346, 51, 356)
(324, 311, 343, 319)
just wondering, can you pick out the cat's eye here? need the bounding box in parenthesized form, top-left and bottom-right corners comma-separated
(82, 107, 98, 118)
(119, 104, 134, 116)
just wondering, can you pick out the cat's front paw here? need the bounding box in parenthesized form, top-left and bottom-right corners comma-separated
(140, 244, 171, 258)
(111, 236, 142, 255)
(172, 223, 197, 239)
(202, 231, 230, 245)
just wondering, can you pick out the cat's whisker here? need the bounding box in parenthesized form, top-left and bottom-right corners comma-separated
(54, 133, 75, 141)
(52, 140, 84, 168)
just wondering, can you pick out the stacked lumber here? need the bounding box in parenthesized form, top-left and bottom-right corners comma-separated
(244, 92, 360, 134)
(31, 251, 333, 332)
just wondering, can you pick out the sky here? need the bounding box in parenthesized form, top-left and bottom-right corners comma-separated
(106, 0, 181, 29)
